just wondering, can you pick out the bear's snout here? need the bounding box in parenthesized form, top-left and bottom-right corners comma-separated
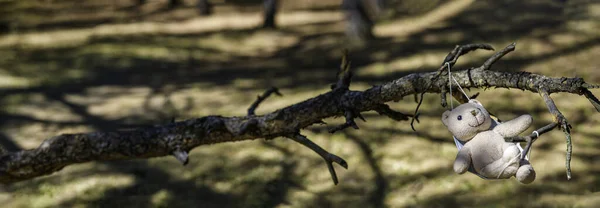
(468, 109, 487, 128)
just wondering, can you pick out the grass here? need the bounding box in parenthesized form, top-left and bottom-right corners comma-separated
(1, 0, 600, 207)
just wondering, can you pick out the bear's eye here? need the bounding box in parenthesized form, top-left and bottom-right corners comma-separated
(457, 115, 462, 120)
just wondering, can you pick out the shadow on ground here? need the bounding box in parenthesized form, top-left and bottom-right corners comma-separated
(1, 0, 600, 207)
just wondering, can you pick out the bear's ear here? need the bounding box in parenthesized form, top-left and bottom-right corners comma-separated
(469, 99, 484, 107)
(442, 110, 451, 126)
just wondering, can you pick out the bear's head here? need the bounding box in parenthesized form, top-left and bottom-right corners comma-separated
(442, 99, 492, 142)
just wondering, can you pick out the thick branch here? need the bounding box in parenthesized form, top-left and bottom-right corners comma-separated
(1, 44, 598, 184)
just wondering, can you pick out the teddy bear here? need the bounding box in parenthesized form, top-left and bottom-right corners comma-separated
(441, 99, 536, 184)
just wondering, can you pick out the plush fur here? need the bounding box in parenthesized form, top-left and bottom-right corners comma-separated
(442, 100, 536, 184)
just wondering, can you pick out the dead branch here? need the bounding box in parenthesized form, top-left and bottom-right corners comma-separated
(539, 88, 573, 179)
(505, 123, 558, 160)
(1, 43, 599, 184)
(287, 133, 348, 185)
(248, 87, 282, 116)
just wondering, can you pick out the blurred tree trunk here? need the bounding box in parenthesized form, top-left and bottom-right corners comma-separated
(563, 0, 600, 33)
(342, 0, 383, 43)
(168, 0, 183, 9)
(0, 22, 7, 33)
(263, 0, 278, 28)
(137, 0, 146, 5)
(197, 0, 212, 15)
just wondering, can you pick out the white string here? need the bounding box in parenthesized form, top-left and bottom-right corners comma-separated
(497, 152, 521, 178)
(447, 62, 453, 109)
(446, 62, 470, 109)
(528, 131, 539, 161)
(452, 76, 470, 101)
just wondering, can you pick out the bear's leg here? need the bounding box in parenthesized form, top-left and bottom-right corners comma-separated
(478, 144, 521, 179)
(454, 147, 471, 174)
(516, 159, 536, 184)
(479, 158, 518, 179)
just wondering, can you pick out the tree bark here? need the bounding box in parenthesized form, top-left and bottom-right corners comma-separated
(0, 43, 597, 184)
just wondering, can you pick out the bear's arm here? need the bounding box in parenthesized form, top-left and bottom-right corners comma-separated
(493, 114, 533, 137)
(454, 146, 471, 174)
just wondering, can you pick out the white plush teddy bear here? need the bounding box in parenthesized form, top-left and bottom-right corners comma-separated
(441, 99, 536, 184)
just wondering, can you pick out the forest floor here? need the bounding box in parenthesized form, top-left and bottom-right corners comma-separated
(1, 0, 600, 207)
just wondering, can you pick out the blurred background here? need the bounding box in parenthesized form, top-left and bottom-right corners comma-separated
(0, 0, 599, 207)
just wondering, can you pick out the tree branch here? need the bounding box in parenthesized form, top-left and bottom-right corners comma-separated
(373, 104, 412, 121)
(539, 89, 573, 180)
(416, 43, 494, 128)
(248, 87, 282, 116)
(286, 133, 347, 185)
(1, 43, 598, 184)
(505, 122, 558, 160)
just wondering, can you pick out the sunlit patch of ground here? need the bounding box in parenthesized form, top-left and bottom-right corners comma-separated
(376, 0, 475, 38)
(1, 0, 599, 207)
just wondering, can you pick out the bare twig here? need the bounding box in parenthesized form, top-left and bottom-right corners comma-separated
(334, 49, 353, 90)
(442, 43, 495, 69)
(540, 89, 573, 180)
(286, 133, 348, 185)
(478, 42, 516, 70)
(562, 126, 572, 180)
(410, 93, 425, 131)
(373, 104, 412, 121)
(328, 110, 364, 133)
(505, 122, 558, 160)
(328, 50, 366, 133)
(582, 88, 600, 112)
(248, 87, 282, 116)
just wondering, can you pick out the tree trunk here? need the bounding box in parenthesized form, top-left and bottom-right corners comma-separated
(262, 0, 278, 28)
(197, 0, 212, 16)
(341, 0, 379, 43)
(0, 21, 8, 33)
